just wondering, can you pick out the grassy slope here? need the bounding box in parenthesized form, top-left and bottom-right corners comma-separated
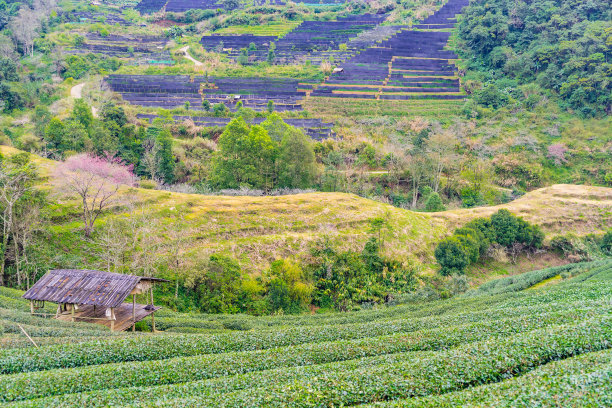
(5, 146, 611, 275)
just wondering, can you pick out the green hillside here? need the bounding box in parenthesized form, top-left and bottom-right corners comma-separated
(0, 259, 611, 406)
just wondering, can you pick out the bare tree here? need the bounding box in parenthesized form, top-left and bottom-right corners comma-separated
(165, 214, 188, 298)
(130, 209, 160, 277)
(11, 202, 43, 288)
(406, 153, 430, 208)
(142, 139, 161, 182)
(11, 7, 38, 57)
(54, 154, 135, 237)
(426, 130, 459, 193)
(10, 0, 57, 58)
(0, 34, 16, 60)
(0, 157, 38, 286)
(96, 215, 139, 273)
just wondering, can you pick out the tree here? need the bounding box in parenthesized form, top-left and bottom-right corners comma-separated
(44, 117, 65, 151)
(63, 120, 91, 153)
(267, 49, 276, 65)
(265, 259, 312, 314)
(407, 153, 429, 208)
(202, 99, 211, 111)
(425, 131, 457, 192)
(261, 113, 289, 142)
(602, 230, 612, 254)
(424, 192, 446, 212)
(277, 127, 317, 188)
(213, 103, 228, 117)
(211, 118, 277, 189)
(90, 120, 118, 156)
(72, 99, 93, 130)
(0, 153, 40, 286)
(195, 254, 242, 313)
(54, 154, 134, 237)
(11, 6, 40, 57)
(434, 236, 470, 275)
(0, 57, 18, 81)
(490, 209, 520, 247)
(155, 129, 175, 184)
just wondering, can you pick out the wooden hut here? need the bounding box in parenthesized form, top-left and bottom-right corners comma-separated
(22, 269, 167, 332)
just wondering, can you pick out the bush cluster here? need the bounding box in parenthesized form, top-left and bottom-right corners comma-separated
(435, 209, 544, 275)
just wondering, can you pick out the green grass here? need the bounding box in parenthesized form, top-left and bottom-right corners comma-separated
(1, 259, 610, 406)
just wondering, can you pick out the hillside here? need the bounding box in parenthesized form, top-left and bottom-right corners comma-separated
(0, 259, 611, 406)
(4, 146, 611, 278)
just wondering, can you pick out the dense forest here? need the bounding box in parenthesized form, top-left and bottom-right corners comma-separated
(458, 0, 611, 116)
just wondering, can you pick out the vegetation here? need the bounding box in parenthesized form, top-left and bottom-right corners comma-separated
(0, 259, 610, 406)
(457, 0, 611, 117)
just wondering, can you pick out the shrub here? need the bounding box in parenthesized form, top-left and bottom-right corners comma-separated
(424, 192, 446, 212)
(435, 236, 470, 275)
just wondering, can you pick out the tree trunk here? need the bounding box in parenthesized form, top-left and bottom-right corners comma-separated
(13, 232, 20, 287)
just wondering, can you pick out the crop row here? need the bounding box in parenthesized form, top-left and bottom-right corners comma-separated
(364, 349, 612, 407)
(464, 261, 597, 296)
(2, 305, 606, 402)
(152, 259, 611, 331)
(139, 318, 612, 407)
(9, 315, 611, 408)
(0, 319, 118, 339)
(156, 270, 611, 333)
(2, 279, 606, 375)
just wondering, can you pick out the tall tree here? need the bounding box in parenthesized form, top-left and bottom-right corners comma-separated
(212, 118, 277, 189)
(277, 127, 318, 189)
(155, 129, 175, 184)
(0, 153, 39, 286)
(54, 154, 134, 237)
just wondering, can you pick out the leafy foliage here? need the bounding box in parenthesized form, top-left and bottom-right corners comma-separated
(435, 209, 544, 275)
(458, 0, 612, 116)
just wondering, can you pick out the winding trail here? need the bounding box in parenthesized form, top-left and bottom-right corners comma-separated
(179, 46, 204, 66)
(70, 83, 85, 98)
(70, 83, 98, 117)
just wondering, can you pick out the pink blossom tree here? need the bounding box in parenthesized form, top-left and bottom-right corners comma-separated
(54, 154, 135, 237)
(547, 143, 568, 166)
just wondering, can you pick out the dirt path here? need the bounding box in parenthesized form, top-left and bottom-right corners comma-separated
(70, 83, 85, 98)
(70, 83, 98, 117)
(179, 46, 203, 66)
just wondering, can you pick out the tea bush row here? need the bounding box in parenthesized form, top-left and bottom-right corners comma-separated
(3, 305, 604, 402)
(133, 318, 612, 407)
(363, 348, 612, 407)
(2, 281, 602, 375)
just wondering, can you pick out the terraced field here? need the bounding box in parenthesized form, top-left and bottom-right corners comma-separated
(1, 259, 611, 406)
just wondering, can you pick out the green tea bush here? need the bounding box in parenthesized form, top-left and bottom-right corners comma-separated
(148, 319, 612, 407)
(364, 349, 612, 407)
(3, 307, 602, 403)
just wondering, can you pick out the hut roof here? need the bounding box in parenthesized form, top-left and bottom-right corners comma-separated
(22, 269, 166, 308)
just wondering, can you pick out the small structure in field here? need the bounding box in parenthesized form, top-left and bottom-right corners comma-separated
(22, 269, 167, 332)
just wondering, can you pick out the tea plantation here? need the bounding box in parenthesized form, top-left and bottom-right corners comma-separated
(1, 259, 610, 406)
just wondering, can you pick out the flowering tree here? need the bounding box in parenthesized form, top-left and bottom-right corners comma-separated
(55, 154, 134, 237)
(547, 143, 568, 166)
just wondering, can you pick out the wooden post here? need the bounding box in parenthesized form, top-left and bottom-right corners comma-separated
(132, 294, 136, 332)
(17, 324, 38, 348)
(150, 286, 156, 333)
(71, 304, 75, 322)
(110, 307, 115, 332)
(30, 301, 34, 315)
